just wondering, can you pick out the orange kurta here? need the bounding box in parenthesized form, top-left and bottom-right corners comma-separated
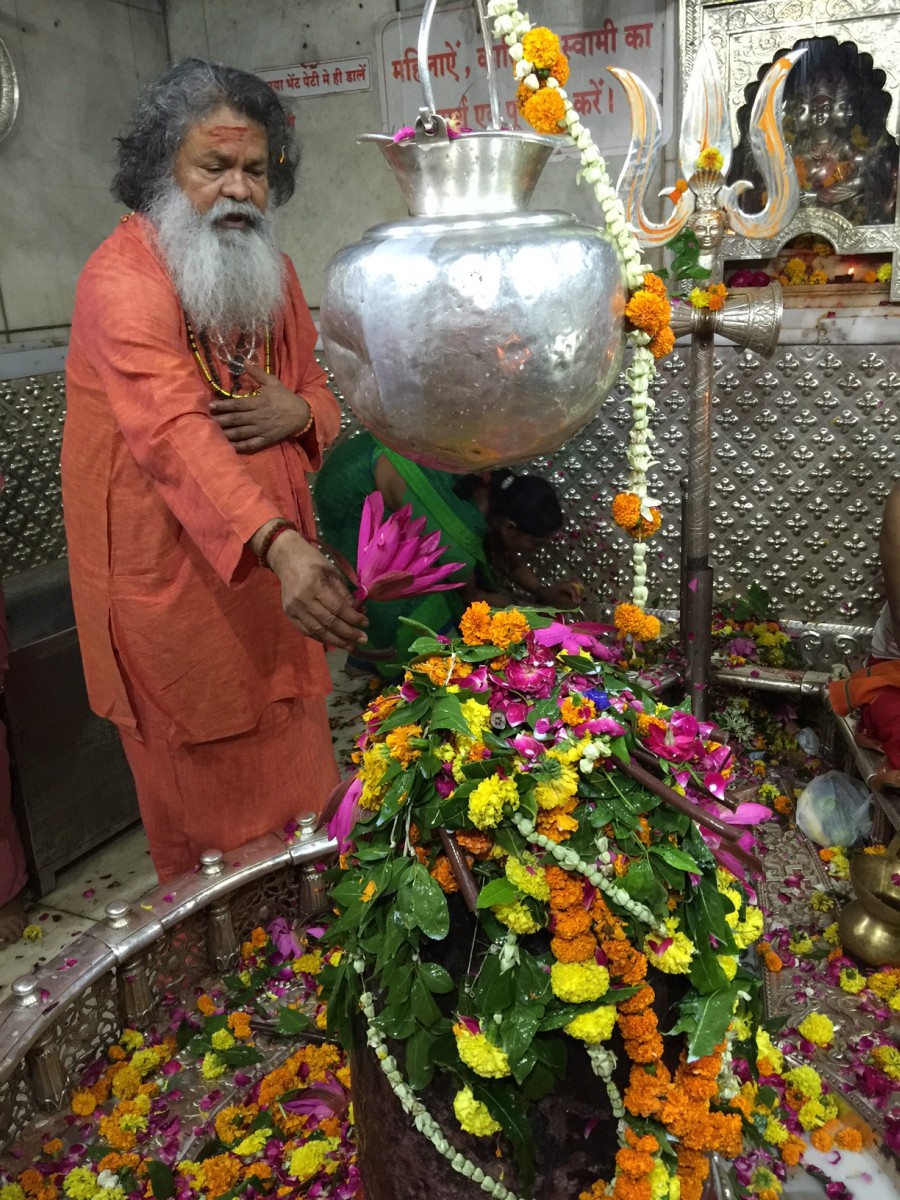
(62, 215, 341, 877)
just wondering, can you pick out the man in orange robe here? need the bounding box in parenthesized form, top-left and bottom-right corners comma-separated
(62, 61, 367, 882)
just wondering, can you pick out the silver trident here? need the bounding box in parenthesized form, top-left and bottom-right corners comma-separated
(612, 42, 803, 719)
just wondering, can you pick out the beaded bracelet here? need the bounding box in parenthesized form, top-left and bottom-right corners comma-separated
(256, 519, 299, 569)
(294, 405, 315, 439)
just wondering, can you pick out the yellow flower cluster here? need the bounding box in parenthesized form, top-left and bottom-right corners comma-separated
(453, 1085, 502, 1136)
(564, 1004, 616, 1044)
(493, 900, 543, 935)
(505, 855, 550, 900)
(624, 275, 674, 360)
(696, 147, 724, 172)
(453, 1024, 511, 1078)
(872, 1045, 900, 1081)
(358, 743, 391, 811)
(468, 774, 520, 829)
(611, 492, 662, 541)
(534, 755, 579, 809)
(550, 960, 610, 1003)
(688, 282, 727, 312)
(288, 1137, 340, 1181)
(646, 918, 696, 974)
(797, 1012, 834, 1046)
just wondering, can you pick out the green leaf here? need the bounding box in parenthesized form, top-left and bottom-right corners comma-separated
(275, 1006, 310, 1036)
(430, 692, 475, 737)
(470, 1081, 535, 1192)
(418, 961, 456, 994)
(496, 1003, 544, 1064)
(689, 945, 729, 994)
(378, 695, 431, 733)
(409, 976, 443, 1027)
(219, 1045, 264, 1067)
(408, 637, 450, 657)
(475, 876, 520, 909)
(146, 1161, 175, 1200)
(405, 1025, 435, 1090)
(619, 859, 668, 918)
(670, 986, 738, 1058)
(397, 863, 450, 940)
(609, 735, 631, 764)
(650, 843, 701, 873)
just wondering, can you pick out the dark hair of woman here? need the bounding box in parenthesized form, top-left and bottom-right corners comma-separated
(112, 58, 299, 212)
(454, 470, 564, 538)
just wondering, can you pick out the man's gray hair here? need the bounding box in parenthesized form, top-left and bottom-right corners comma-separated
(112, 58, 298, 212)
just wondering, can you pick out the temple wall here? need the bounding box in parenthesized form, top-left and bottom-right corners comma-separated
(0, 0, 169, 344)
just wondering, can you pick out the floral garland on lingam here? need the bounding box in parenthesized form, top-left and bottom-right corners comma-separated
(316, 603, 873, 1200)
(484, 2, 673, 642)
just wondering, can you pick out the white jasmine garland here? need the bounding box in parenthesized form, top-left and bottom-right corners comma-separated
(587, 1045, 625, 1118)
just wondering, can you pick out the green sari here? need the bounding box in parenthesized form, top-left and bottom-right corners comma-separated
(313, 433, 488, 673)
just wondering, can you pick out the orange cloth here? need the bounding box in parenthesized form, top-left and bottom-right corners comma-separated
(828, 659, 900, 717)
(62, 215, 342, 877)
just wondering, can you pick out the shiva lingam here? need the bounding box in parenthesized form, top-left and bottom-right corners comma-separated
(612, 43, 803, 719)
(320, 0, 626, 472)
(838, 834, 900, 967)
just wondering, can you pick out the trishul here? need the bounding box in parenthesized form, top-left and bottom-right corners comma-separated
(613, 41, 803, 719)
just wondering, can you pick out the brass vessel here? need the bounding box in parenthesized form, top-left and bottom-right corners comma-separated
(838, 835, 900, 967)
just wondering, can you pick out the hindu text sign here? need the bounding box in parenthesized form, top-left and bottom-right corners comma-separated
(256, 59, 372, 100)
(376, 2, 669, 156)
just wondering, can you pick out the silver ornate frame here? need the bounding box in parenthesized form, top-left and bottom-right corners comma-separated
(680, 0, 900, 300)
(0, 37, 18, 145)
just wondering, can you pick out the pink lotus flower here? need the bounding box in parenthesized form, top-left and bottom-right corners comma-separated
(532, 621, 618, 660)
(354, 492, 465, 603)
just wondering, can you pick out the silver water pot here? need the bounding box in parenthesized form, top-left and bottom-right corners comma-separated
(320, 125, 626, 472)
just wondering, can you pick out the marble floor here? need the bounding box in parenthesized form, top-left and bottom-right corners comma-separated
(0, 651, 375, 995)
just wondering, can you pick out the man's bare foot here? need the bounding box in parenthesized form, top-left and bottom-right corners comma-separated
(0, 894, 27, 945)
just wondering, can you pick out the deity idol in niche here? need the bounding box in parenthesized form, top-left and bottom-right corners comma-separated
(790, 76, 868, 218)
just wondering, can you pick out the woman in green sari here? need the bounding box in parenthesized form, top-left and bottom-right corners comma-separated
(313, 431, 576, 676)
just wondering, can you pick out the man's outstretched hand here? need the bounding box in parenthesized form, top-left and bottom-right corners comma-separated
(211, 364, 312, 453)
(255, 526, 368, 651)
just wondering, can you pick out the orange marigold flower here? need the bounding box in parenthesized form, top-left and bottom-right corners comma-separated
(455, 830, 494, 857)
(430, 854, 461, 894)
(626, 1033, 664, 1063)
(250, 927, 268, 948)
(227, 1011, 253, 1039)
(520, 86, 567, 135)
(384, 723, 424, 767)
(560, 695, 596, 726)
(42, 1139, 63, 1157)
(460, 601, 494, 646)
(810, 1128, 833, 1152)
(625, 290, 670, 337)
(19, 1170, 44, 1194)
(643, 272, 668, 297)
(624, 1127, 660, 1154)
(836, 1127, 863, 1150)
(616, 1147, 656, 1177)
(611, 1176, 652, 1200)
(71, 1090, 98, 1116)
(551, 932, 597, 962)
(550, 53, 570, 87)
(611, 492, 642, 530)
(628, 510, 662, 540)
(411, 654, 454, 686)
(200, 1153, 243, 1199)
(636, 713, 667, 737)
(707, 292, 725, 312)
(546, 865, 584, 909)
(197, 993, 218, 1016)
(780, 1137, 805, 1167)
(648, 325, 675, 359)
(617, 1012, 659, 1042)
(108, 1043, 127, 1061)
(624, 1063, 670, 1117)
(553, 905, 593, 938)
(579, 1183, 610, 1200)
(490, 609, 530, 650)
(536, 799, 579, 842)
(98, 1153, 141, 1174)
(617, 984, 655, 1015)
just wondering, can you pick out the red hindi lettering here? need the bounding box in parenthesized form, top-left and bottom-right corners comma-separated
(624, 22, 653, 50)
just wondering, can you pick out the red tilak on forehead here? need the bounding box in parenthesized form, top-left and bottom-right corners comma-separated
(207, 124, 254, 141)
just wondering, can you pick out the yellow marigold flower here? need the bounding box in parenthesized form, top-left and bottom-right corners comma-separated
(868, 970, 898, 999)
(783, 1064, 822, 1099)
(358, 743, 392, 810)
(689, 287, 710, 309)
(211, 1029, 236, 1051)
(71, 1090, 98, 1117)
(110, 1066, 141, 1100)
(384, 723, 423, 768)
(696, 146, 724, 171)
(797, 1012, 834, 1046)
(288, 1137, 339, 1181)
(493, 900, 543, 935)
(550, 960, 610, 1003)
(564, 1004, 616, 1044)
(872, 1045, 900, 1081)
(293, 951, 323, 975)
(22, 924, 42, 940)
(453, 1024, 511, 1078)
(201, 1052, 227, 1079)
(0, 1186, 25, 1200)
(505, 856, 550, 900)
(798, 1098, 829, 1131)
(119, 1029, 144, 1051)
(519, 86, 567, 135)
(763, 1117, 789, 1146)
(233, 1128, 272, 1157)
(453, 1086, 501, 1136)
(614, 602, 647, 637)
(63, 1167, 103, 1199)
(719, 955, 738, 981)
(809, 269, 827, 285)
(521, 26, 561, 69)
(460, 601, 494, 645)
(809, 889, 835, 913)
(645, 918, 695, 974)
(129, 1047, 162, 1076)
(534, 756, 579, 809)
(839, 968, 866, 995)
(468, 775, 519, 829)
(877, 263, 892, 283)
(788, 935, 814, 955)
(461, 698, 492, 739)
(730, 904, 763, 950)
(756, 1030, 784, 1073)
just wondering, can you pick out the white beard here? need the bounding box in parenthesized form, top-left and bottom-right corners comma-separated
(147, 182, 285, 333)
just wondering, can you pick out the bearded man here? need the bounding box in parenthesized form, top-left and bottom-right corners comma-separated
(61, 59, 367, 882)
